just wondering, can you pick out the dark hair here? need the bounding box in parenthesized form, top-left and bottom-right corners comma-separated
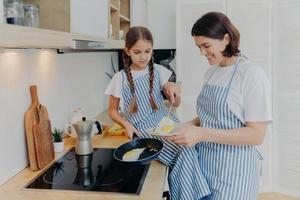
(191, 12, 240, 57)
(122, 26, 158, 113)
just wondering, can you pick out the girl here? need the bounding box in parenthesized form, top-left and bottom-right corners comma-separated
(167, 12, 272, 200)
(105, 26, 210, 200)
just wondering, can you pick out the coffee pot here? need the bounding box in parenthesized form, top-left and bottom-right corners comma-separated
(72, 117, 102, 155)
(73, 153, 95, 187)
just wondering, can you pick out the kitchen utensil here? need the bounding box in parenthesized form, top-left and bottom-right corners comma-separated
(113, 134, 163, 165)
(33, 105, 55, 169)
(25, 85, 54, 170)
(24, 85, 39, 170)
(67, 108, 102, 138)
(72, 117, 102, 155)
(167, 101, 173, 116)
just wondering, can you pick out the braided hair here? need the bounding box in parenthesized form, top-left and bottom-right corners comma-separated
(122, 26, 158, 113)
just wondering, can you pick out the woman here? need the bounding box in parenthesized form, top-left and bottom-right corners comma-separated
(166, 12, 272, 200)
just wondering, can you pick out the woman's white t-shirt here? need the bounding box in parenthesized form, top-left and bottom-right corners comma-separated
(203, 59, 272, 123)
(105, 64, 172, 98)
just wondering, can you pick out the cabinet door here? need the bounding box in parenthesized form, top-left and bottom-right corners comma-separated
(146, 0, 176, 49)
(0, 0, 4, 23)
(70, 0, 109, 38)
(176, 0, 225, 121)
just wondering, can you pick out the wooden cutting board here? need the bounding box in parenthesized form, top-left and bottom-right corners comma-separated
(24, 85, 54, 170)
(33, 105, 55, 169)
(24, 85, 39, 170)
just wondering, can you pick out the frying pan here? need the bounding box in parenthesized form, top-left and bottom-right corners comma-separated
(113, 135, 163, 165)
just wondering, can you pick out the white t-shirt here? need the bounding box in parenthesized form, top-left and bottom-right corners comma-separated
(105, 64, 172, 98)
(203, 58, 272, 123)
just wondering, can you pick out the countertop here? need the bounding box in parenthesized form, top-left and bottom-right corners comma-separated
(0, 132, 168, 200)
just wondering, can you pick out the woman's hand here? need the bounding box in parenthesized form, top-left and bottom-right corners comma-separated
(165, 124, 205, 147)
(123, 122, 140, 139)
(163, 82, 182, 105)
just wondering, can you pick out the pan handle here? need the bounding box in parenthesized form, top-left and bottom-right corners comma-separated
(132, 132, 139, 140)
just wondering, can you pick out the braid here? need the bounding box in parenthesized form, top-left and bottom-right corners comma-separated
(123, 51, 138, 113)
(149, 56, 158, 111)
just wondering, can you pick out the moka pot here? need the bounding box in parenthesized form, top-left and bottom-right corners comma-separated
(72, 118, 95, 155)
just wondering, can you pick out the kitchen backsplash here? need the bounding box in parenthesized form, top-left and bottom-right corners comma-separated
(0, 49, 118, 185)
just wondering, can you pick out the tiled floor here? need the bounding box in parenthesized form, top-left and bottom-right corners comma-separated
(259, 193, 300, 200)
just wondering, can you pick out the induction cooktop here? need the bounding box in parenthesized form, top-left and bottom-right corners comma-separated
(26, 148, 149, 194)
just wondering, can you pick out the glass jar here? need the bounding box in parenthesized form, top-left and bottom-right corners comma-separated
(23, 3, 39, 27)
(4, 0, 24, 25)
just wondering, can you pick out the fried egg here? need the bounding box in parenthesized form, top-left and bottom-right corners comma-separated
(154, 117, 175, 135)
(122, 148, 146, 161)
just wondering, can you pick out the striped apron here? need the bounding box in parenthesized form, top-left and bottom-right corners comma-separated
(196, 57, 262, 200)
(121, 68, 211, 200)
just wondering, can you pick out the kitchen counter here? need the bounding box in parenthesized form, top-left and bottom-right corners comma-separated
(0, 132, 168, 200)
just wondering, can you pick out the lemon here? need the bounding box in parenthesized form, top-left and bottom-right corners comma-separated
(108, 123, 125, 135)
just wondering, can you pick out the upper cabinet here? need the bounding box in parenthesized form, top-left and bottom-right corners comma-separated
(71, 0, 108, 38)
(109, 0, 130, 40)
(0, 0, 125, 49)
(146, 0, 176, 49)
(131, 0, 175, 49)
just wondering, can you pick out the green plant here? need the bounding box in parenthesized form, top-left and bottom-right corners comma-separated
(52, 128, 63, 143)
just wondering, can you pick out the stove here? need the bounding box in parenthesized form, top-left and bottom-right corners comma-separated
(26, 148, 149, 194)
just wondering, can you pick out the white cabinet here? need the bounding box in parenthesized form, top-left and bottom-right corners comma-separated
(146, 0, 176, 49)
(131, 0, 146, 27)
(71, 0, 109, 38)
(132, 0, 193, 49)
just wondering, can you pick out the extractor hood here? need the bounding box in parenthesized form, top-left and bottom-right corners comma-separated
(56, 39, 125, 53)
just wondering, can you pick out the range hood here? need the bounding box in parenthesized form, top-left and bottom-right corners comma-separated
(57, 39, 125, 53)
(58, 39, 124, 53)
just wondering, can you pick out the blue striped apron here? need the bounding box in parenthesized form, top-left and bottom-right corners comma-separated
(121, 67, 211, 200)
(196, 57, 262, 200)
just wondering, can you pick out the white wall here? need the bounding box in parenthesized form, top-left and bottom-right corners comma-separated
(274, 0, 300, 197)
(0, 49, 117, 185)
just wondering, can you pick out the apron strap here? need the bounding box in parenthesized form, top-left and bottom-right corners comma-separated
(225, 55, 241, 99)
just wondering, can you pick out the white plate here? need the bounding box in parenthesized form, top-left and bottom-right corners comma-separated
(148, 125, 179, 137)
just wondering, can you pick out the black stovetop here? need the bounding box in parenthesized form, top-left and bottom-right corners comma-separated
(26, 148, 149, 194)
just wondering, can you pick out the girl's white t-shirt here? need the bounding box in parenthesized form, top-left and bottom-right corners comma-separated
(105, 64, 172, 98)
(203, 59, 272, 123)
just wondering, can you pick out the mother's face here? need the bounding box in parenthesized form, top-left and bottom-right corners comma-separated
(193, 34, 229, 66)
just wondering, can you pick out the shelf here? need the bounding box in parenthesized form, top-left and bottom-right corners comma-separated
(110, 4, 118, 11)
(120, 14, 130, 22)
(109, 0, 130, 40)
(0, 24, 124, 49)
(0, 24, 71, 48)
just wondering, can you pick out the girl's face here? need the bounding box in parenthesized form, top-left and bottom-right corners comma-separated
(125, 39, 153, 70)
(193, 35, 230, 66)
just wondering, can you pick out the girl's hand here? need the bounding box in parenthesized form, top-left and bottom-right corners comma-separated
(124, 123, 140, 139)
(164, 82, 182, 104)
(165, 124, 204, 147)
